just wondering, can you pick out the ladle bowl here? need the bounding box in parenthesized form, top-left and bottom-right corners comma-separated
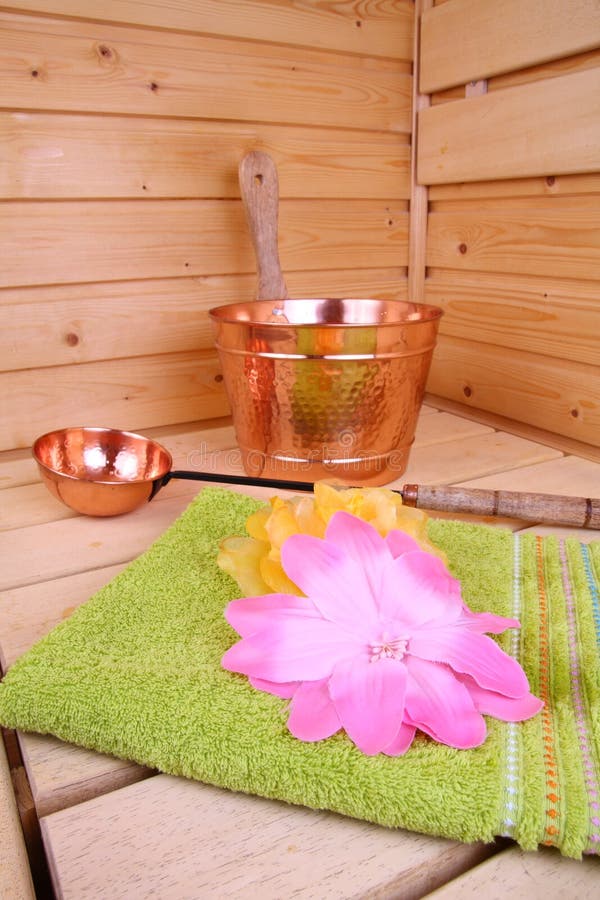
(33, 427, 174, 517)
(32, 426, 318, 516)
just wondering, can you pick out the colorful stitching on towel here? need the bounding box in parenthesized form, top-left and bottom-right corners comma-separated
(536, 536, 561, 847)
(501, 533, 522, 839)
(560, 542, 600, 851)
(581, 544, 600, 653)
(578, 544, 600, 849)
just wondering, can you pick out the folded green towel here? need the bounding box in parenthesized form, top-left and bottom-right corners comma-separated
(1, 488, 599, 858)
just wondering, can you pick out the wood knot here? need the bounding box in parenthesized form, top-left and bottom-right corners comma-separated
(458, 243, 468, 254)
(463, 385, 472, 398)
(65, 332, 80, 347)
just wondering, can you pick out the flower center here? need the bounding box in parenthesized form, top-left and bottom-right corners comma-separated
(369, 637, 408, 662)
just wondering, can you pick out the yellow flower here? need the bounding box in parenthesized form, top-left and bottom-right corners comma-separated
(217, 481, 446, 595)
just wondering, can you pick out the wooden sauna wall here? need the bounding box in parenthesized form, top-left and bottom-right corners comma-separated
(0, 1, 414, 451)
(417, 0, 600, 451)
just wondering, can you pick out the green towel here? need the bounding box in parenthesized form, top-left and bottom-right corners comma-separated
(1, 488, 599, 859)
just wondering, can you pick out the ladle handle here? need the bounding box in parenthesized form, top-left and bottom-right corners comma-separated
(165, 473, 600, 529)
(166, 470, 314, 493)
(239, 151, 289, 301)
(402, 484, 600, 529)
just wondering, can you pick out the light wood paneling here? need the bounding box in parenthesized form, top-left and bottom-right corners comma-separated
(0, 3, 413, 452)
(425, 270, 600, 366)
(0, 200, 408, 288)
(3, 0, 415, 61)
(1, 351, 228, 451)
(429, 173, 600, 202)
(426, 208, 600, 280)
(39, 774, 492, 900)
(1, 269, 408, 372)
(0, 739, 35, 900)
(429, 845, 600, 898)
(0, 12, 412, 133)
(428, 47, 600, 107)
(0, 113, 411, 200)
(490, 46, 600, 93)
(427, 335, 600, 447)
(418, 68, 600, 184)
(421, 0, 600, 92)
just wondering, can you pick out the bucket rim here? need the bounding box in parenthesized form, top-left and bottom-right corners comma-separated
(208, 298, 443, 327)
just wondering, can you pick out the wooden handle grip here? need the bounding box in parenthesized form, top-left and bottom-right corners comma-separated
(402, 484, 600, 529)
(238, 151, 289, 301)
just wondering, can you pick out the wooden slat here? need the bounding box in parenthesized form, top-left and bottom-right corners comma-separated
(418, 68, 600, 184)
(407, 0, 432, 303)
(426, 394, 600, 465)
(0, 113, 411, 200)
(0, 351, 228, 451)
(0, 737, 35, 900)
(429, 173, 600, 202)
(425, 270, 600, 367)
(2, 0, 415, 61)
(20, 732, 153, 821)
(0, 199, 408, 289)
(0, 269, 408, 372)
(420, 0, 600, 92)
(491, 46, 600, 93)
(428, 47, 600, 107)
(426, 208, 600, 280)
(459, 455, 600, 497)
(429, 844, 600, 897)
(427, 335, 600, 447)
(392, 431, 562, 489)
(40, 774, 493, 899)
(0, 13, 412, 133)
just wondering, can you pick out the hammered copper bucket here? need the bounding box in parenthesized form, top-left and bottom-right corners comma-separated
(209, 152, 443, 486)
(211, 297, 441, 484)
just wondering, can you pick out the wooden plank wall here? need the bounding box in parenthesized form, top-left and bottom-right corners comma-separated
(0, 1, 414, 452)
(418, 0, 600, 450)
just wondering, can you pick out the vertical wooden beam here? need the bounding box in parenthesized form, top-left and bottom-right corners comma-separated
(408, 0, 432, 303)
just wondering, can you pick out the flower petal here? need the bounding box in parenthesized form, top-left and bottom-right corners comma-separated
(225, 593, 319, 638)
(280, 529, 380, 634)
(409, 627, 529, 698)
(222, 615, 359, 683)
(405, 656, 486, 749)
(217, 536, 271, 595)
(249, 677, 299, 699)
(287, 679, 341, 741)
(383, 722, 417, 757)
(459, 608, 520, 634)
(378, 551, 463, 628)
(325, 511, 393, 597)
(459, 674, 543, 721)
(328, 656, 407, 756)
(385, 529, 423, 559)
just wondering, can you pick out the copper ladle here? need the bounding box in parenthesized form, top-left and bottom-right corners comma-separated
(32, 426, 600, 528)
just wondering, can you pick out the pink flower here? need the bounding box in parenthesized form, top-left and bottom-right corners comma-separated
(222, 511, 543, 756)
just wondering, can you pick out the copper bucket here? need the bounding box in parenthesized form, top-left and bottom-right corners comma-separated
(209, 153, 443, 486)
(211, 297, 441, 485)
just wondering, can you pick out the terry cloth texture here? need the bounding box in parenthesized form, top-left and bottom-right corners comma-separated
(1, 488, 599, 858)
